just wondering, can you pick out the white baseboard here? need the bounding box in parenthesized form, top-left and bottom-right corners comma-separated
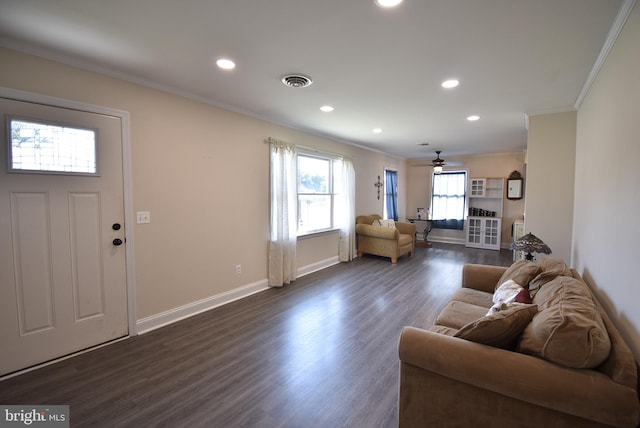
(428, 236, 466, 245)
(297, 256, 340, 277)
(136, 256, 341, 335)
(136, 279, 269, 334)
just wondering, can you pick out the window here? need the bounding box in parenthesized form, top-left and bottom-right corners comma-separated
(8, 117, 97, 175)
(431, 171, 467, 230)
(383, 169, 398, 221)
(297, 152, 341, 235)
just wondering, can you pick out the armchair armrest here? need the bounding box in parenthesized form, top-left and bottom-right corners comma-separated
(395, 221, 417, 236)
(355, 223, 399, 240)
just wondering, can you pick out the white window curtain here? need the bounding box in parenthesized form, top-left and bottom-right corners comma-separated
(268, 140, 297, 287)
(336, 158, 356, 262)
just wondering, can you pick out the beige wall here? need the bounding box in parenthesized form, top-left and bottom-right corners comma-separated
(574, 3, 640, 360)
(407, 152, 526, 248)
(0, 47, 406, 322)
(525, 111, 576, 263)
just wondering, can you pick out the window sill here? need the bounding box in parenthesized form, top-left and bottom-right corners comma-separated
(297, 228, 341, 240)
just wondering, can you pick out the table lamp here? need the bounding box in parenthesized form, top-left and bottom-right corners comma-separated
(510, 232, 551, 261)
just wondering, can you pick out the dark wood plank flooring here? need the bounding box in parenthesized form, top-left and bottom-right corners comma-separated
(0, 243, 514, 427)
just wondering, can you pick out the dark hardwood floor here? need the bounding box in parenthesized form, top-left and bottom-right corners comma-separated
(0, 243, 514, 428)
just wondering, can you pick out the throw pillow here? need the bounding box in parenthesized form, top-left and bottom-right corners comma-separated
(455, 304, 538, 349)
(372, 219, 382, 227)
(487, 279, 524, 315)
(496, 260, 543, 291)
(514, 288, 533, 304)
(379, 219, 396, 228)
(517, 276, 611, 368)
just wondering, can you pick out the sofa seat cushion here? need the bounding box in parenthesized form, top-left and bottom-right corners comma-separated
(435, 301, 489, 330)
(454, 304, 538, 349)
(518, 275, 612, 369)
(450, 287, 493, 308)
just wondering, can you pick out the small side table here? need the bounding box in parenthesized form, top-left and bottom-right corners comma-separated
(407, 218, 432, 247)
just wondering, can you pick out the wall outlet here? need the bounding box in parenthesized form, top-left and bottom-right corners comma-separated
(136, 211, 151, 224)
(235, 264, 241, 275)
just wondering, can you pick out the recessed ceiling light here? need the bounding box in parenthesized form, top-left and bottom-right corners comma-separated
(216, 58, 236, 70)
(373, 128, 383, 133)
(467, 115, 480, 121)
(320, 105, 334, 112)
(375, 0, 403, 8)
(441, 79, 460, 89)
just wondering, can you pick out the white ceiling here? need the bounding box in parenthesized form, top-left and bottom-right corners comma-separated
(0, 0, 626, 160)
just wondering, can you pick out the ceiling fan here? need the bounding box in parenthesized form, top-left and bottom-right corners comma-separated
(410, 150, 464, 170)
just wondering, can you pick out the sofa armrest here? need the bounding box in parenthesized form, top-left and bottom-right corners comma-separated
(461, 263, 507, 293)
(398, 326, 640, 427)
(355, 223, 399, 240)
(395, 221, 417, 236)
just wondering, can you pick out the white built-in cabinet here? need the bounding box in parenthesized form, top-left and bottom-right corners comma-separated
(466, 178, 504, 250)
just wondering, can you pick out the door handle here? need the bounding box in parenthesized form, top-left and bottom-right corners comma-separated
(113, 238, 123, 246)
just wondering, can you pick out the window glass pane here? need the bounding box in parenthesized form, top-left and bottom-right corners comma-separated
(9, 118, 97, 174)
(298, 195, 331, 233)
(298, 155, 329, 193)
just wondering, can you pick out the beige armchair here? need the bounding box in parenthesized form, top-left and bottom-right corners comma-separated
(355, 214, 416, 263)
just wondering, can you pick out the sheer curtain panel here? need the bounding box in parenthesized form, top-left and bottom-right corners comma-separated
(268, 141, 297, 287)
(337, 159, 356, 262)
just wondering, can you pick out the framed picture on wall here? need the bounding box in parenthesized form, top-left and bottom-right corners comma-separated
(507, 171, 523, 200)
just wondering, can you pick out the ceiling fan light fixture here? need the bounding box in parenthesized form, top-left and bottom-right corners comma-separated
(432, 150, 446, 174)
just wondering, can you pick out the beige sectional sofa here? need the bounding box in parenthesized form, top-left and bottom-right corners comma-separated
(355, 214, 415, 263)
(398, 259, 640, 428)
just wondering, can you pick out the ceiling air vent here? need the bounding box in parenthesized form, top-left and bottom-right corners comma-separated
(281, 74, 313, 88)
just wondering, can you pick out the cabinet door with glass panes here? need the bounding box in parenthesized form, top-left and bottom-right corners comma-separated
(466, 217, 502, 250)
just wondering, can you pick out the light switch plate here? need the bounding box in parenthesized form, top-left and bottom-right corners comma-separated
(136, 211, 151, 224)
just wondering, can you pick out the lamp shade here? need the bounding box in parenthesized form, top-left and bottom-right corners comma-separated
(510, 232, 551, 261)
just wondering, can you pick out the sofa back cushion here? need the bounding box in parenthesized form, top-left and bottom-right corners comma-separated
(517, 275, 611, 369)
(528, 257, 573, 296)
(496, 260, 542, 291)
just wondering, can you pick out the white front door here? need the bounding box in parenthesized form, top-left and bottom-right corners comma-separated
(0, 97, 128, 376)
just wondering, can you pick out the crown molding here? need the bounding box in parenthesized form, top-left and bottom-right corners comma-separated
(574, 0, 637, 109)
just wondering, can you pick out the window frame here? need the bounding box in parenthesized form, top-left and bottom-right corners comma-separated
(296, 149, 341, 237)
(6, 115, 99, 176)
(383, 168, 398, 221)
(430, 170, 467, 230)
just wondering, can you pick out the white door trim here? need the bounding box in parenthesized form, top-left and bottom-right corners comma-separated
(0, 86, 137, 336)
